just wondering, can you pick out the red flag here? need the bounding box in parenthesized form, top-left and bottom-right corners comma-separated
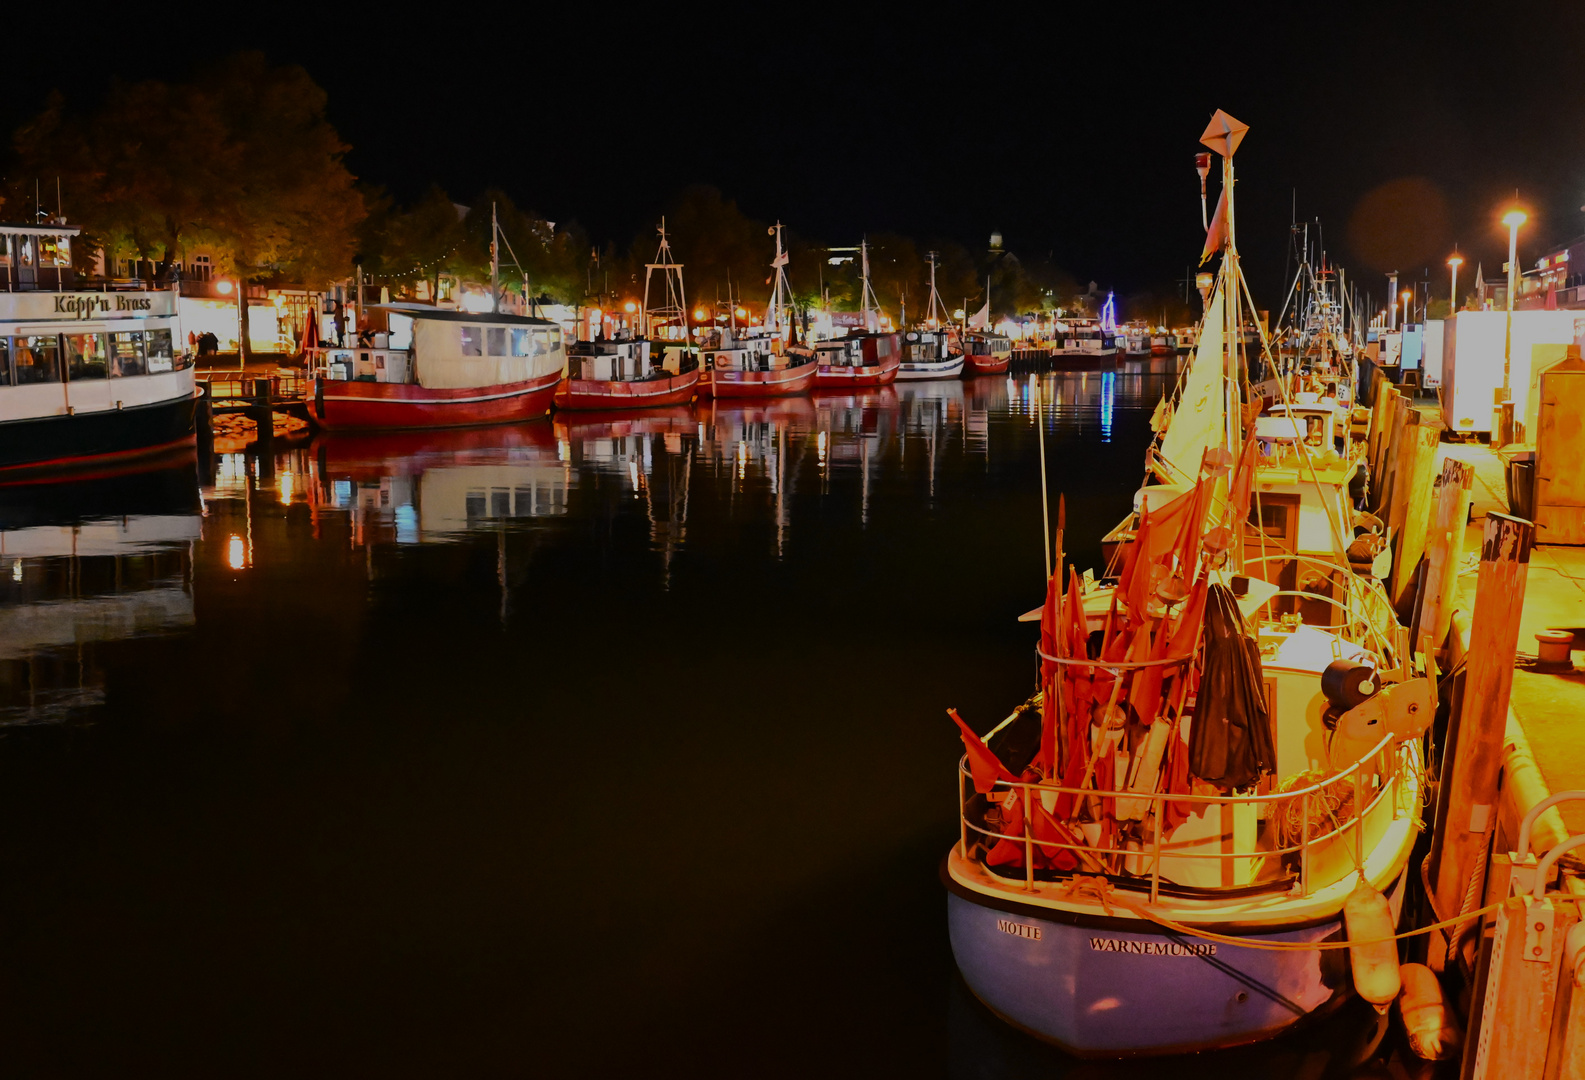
(1199, 187, 1227, 266)
(949, 709, 1016, 793)
(1166, 572, 1209, 659)
(1130, 624, 1169, 727)
(1227, 432, 1258, 527)
(1116, 502, 1150, 599)
(1031, 800, 1081, 870)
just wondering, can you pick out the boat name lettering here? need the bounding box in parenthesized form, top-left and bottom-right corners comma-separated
(1088, 937, 1217, 956)
(995, 919, 1041, 941)
(53, 294, 154, 318)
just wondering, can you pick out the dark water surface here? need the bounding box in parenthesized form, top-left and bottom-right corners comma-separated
(1, 369, 1407, 1077)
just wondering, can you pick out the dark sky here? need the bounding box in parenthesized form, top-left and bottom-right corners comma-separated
(6, 1, 1584, 305)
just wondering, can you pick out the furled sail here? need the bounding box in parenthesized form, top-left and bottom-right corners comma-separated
(1155, 283, 1226, 483)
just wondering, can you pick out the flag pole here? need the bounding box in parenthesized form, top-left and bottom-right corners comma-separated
(1037, 372, 1050, 580)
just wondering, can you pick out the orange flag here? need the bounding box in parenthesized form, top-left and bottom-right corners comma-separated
(1200, 187, 1227, 265)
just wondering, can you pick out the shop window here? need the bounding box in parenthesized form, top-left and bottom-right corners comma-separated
(460, 326, 482, 357)
(13, 335, 60, 383)
(110, 331, 146, 377)
(64, 333, 108, 380)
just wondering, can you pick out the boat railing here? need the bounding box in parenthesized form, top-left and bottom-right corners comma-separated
(1240, 552, 1397, 655)
(958, 728, 1408, 905)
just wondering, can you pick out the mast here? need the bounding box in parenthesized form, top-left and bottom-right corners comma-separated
(766, 221, 792, 338)
(490, 202, 500, 315)
(859, 237, 882, 332)
(641, 218, 689, 344)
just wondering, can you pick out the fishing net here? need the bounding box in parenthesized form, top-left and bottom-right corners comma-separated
(1273, 768, 1357, 851)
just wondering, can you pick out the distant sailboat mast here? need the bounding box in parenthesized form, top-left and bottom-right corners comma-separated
(766, 221, 792, 339)
(925, 251, 950, 327)
(859, 237, 883, 333)
(642, 217, 689, 344)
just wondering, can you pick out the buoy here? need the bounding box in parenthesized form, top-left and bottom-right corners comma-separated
(1343, 882, 1400, 1013)
(1396, 962, 1461, 1060)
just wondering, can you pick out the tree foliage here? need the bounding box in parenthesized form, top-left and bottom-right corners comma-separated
(10, 53, 364, 286)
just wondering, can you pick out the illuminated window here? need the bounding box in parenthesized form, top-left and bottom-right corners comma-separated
(110, 331, 146, 376)
(13, 335, 59, 383)
(64, 333, 108, 380)
(147, 329, 179, 372)
(37, 234, 71, 268)
(0, 338, 9, 386)
(460, 326, 482, 356)
(511, 328, 531, 356)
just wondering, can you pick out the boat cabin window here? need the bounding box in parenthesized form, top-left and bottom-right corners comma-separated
(12, 335, 60, 383)
(110, 331, 147, 376)
(64, 333, 109, 381)
(511, 328, 531, 357)
(148, 328, 182, 372)
(487, 327, 507, 357)
(0, 338, 8, 386)
(460, 326, 482, 357)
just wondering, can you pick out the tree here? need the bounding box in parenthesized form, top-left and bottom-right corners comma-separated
(11, 53, 364, 300)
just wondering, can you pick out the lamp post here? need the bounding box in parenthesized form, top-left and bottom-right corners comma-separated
(1447, 253, 1463, 316)
(1498, 209, 1527, 445)
(1402, 289, 1413, 331)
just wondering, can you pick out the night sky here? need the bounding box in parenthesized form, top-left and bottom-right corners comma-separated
(6, 2, 1584, 304)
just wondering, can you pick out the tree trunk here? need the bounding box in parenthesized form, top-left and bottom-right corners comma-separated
(238, 289, 252, 363)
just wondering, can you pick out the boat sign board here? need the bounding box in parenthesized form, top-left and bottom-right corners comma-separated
(996, 919, 1042, 941)
(1087, 937, 1217, 956)
(0, 291, 176, 323)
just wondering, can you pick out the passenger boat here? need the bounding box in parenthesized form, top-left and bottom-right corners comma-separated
(898, 329, 963, 380)
(555, 222, 699, 411)
(0, 219, 200, 478)
(944, 112, 1427, 1058)
(1051, 320, 1123, 368)
(960, 331, 1013, 375)
(308, 212, 566, 430)
(1123, 326, 1151, 357)
(1151, 331, 1178, 355)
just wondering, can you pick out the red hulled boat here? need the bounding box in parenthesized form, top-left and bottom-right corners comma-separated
(959, 330, 1012, 375)
(813, 332, 902, 388)
(701, 329, 819, 398)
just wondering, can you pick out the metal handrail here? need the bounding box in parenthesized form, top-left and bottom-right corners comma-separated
(957, 732, 1406, 901)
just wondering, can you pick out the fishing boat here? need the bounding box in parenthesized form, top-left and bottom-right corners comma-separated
(308, 210, 566, 430)
(554, 221, 699, 411)
(0, 219, 200, 478)
(943, 111, 1427, 1058)
(960, 331, 1013, 375)
(814, 239, 901, 388)
(899, 329, 963, 380)
(698, 223, 819, 399)
(899, 253, 966, 380)
(1151, 331, 1178, 355)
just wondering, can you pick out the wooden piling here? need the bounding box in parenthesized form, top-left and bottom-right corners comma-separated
(1430, 513, 1535, 939)
(1390, 412, 1445, 609)
(1417, 459, 1478, 648)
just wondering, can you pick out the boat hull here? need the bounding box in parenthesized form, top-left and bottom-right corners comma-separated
(814, 356, 900, 388)
(553, 369, 699, 411)
(962, 355, 1010, 375)
(309, 371, 561, 430)
(708, 360, 819, 398)
(945, 879, 1352, 1057)
(0, 391, 199, 479)
(896, 357, 965, 381)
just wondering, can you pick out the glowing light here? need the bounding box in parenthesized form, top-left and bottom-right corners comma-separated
(735, 307, 747, 319)
(623, 301, 637, 313)
(736, 440, 748, 480)
(458, 290, 495, 313)
(1447, 254, 1464, 268)
(272, 293, 286, 310)
(226, 535, 247, 570)
(278, 470, 294, 505)
(953, 309, 965, 319)
(10, 561, 21, 582)
(215, 280, 233, 295)
(693, 309, 707, 321)
(1099, 291, 1118, 333)
(1502, 210, 1528, 228)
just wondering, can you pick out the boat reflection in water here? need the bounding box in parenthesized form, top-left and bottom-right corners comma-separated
(303, 422, 571, 545)
(0, 457, 200, 724)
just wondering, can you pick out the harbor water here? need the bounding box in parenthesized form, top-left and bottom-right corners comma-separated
(0, 364, 1400, 1077)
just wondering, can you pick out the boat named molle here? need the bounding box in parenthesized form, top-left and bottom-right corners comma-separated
(699, 327, 818, 399)
(0, 219, 199, 478)
(308, 305, 566, 430)
(813, 332, 901, 388)
(898, 328, 964, 380)
(960, 330, 1012, 374)
(555, 334, 698, 411)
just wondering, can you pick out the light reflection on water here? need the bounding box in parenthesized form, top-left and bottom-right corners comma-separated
(0, 365, 1396, 1076)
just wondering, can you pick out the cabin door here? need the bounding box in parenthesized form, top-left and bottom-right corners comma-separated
(1241, 493, 1301, 617)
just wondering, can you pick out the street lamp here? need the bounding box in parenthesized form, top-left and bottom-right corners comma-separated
(1402, 290, 1413, 330)
(1447, 253, 1464, 315)
(1498, 209, 1527, 445)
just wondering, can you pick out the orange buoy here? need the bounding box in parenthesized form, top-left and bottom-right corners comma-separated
(1396, 962, 1461, 1060)
(1343, 882, 1400, 1013)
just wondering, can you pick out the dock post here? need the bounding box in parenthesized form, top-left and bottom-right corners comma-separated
(1390, 411, 1443, 609)
(1468, 895, 1579, 1079)
(1430, 513, 1534, 967)
(1418, 459, 1478, 648)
